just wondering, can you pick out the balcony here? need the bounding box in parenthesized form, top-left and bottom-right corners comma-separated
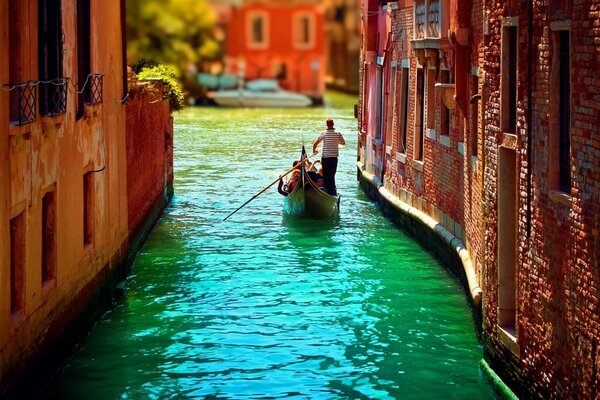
(40, 78, 69, 117)
(5, 81, 37, 126)
(84, 73, 104, 106)
(411, 0, 451, 66)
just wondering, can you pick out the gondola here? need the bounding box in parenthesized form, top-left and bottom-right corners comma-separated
(283, 150, 340, 218)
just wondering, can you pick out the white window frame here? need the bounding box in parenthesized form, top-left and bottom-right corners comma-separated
(293, 12, 315, 50)
(246, 11, 269, 50)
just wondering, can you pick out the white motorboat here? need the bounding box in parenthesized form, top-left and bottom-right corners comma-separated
(209, 79, 313, 108)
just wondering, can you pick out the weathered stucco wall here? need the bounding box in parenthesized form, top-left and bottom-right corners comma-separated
(0, 0, 173, 394)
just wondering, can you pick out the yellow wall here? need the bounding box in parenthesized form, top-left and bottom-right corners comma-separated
(0, 0, 128, 384)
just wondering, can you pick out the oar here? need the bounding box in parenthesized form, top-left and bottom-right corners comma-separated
(222, 154, 314, 221)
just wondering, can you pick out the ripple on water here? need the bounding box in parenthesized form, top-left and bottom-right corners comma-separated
(48, 97, 496, 399)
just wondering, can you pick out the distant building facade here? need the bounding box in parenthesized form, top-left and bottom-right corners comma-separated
(357, 1, 599, 399)
(324, 0, 361, 93)
(219, 0, 326, 102)
(0, 0, 173, 393)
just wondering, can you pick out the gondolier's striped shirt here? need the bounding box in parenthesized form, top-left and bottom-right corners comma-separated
(318, 129, 345, 158)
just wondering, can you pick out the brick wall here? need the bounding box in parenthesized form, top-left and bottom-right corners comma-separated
(482, 1, 600, 398)
(359, 0, 599, 398)
(125, 77, 174, 235)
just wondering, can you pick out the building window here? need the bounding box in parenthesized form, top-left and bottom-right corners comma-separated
(558, 30, 571, 192)
(376, 65, 384, 141)
(247, 12, 268, 49)
(83, 172, 94, 246)
(8, 0, 36, 126)
(501, 24, 518, 134)
(39, 0, 67, 117)
(470, 75, 479, 157)
(415, 68, 425, 161)
(294, 14, 315, 49)
(10, 212, 26, 316)
(398, 67, 410, 153)
(42, 191, 57, 284)
(120, 0, 128, 101)
(385, 65, 398, 148)
(426, 68, 436, 133)
(77, 0, 91, 118)
(440, 70, 450, 136)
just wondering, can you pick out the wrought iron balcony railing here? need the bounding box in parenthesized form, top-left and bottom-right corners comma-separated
(85, 73, 104, 105)
(5, 81, 37, 126)
(40, 77, 69, 117)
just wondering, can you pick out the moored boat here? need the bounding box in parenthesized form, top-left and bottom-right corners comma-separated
(208, 79, 313, 108)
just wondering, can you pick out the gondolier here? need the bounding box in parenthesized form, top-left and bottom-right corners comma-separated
(312, 119, 345, 196)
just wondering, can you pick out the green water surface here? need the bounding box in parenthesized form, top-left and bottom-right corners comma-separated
(49, 92, 495, 399)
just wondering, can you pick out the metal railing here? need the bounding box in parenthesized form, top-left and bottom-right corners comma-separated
(40, 77, 69, 117)
(85, 73, 104, 105)
(5, 81, 37, 126)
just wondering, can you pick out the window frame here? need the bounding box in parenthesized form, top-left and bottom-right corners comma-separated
(246, 11, 269, 50)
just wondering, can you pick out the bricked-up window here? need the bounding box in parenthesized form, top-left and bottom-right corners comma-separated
(498, 147, 518, 337)
(38, 0, 65, 116)
(42, 191, 57, 284)
(501, 25, 518, 134)
(385, 65, 397, 148)
(415, 68, 425, 161)
(10, 212, 26, 315)
(558, 31, 571, 192)
(399, 67, 410, 153)
(471, 75, 479, 157)
(83, 172, 94, 246)
(77, 0, 91, 118)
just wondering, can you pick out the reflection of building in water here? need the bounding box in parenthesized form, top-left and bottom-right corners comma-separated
(324, 0, 361, 93)
(208, 0, 325, 104)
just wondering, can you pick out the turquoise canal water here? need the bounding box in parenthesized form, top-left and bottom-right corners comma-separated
(49, 92, 495, 399)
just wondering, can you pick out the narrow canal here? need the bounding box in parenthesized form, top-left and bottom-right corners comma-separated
(49, 92, 495, 399)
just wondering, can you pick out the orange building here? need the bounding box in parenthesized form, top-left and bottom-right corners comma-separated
(0, 0, 173, 393)
(222, 0, 326, 102)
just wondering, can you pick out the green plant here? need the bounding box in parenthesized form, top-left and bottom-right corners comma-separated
(138, 65, 185, 111)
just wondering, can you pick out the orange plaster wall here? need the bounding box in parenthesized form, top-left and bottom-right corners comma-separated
(225, 3, 326, 97)
(0, 0, 128, 387)
(0, 0, 9, 383)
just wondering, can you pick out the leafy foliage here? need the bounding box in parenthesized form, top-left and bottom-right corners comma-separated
(138, 65, 186, 111)
(127, 0, 218, 77)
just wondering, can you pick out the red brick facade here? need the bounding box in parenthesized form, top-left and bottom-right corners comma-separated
(358, 1, 599, 398)
(125, 76, 174, 235)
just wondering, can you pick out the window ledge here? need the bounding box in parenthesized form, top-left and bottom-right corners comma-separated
(439, 134, 451, 148)
(385, 145, 393, 156)
(470, 155, 478, 173)
(549, 190, 572, 207)
(396, 152, 406, 164)
(412, 160, 424, 172)
(458, 141, 465, 155)
(8, 125, 32, 139)
(426, 128, 436, 140)
(497, 326, 519, 357)
(41, 114, 65, 128)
